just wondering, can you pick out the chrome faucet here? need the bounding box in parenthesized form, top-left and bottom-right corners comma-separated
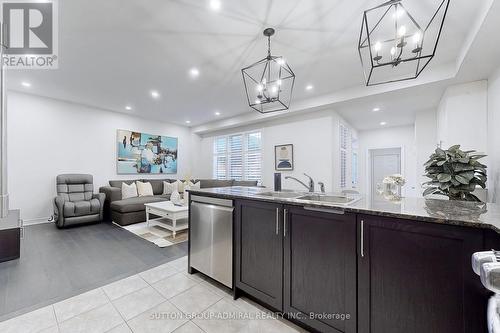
(285, 173, 315, 192)
(318, 182, 325, 193)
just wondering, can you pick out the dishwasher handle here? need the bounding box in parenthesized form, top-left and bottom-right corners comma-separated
(190, 195, 233, 208)
(191, 201, 234, 213)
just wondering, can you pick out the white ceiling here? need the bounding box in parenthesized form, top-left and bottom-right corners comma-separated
(5, 0, 493, 130)
(334, 83, 446, 131)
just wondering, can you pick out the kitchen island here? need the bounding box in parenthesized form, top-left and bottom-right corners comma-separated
(187, 187, 497, 333)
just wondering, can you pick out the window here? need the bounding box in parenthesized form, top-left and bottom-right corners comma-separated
(351, 152, 358, 187)
(246, 132, 262, 181)
(351, 135, 359, 188)
(339, 123, 358, 189)
(228, 135, 243, 180)
(213, 131, 262, 182)
(213, 136, 228, 180)
(340, 124, 349, 188)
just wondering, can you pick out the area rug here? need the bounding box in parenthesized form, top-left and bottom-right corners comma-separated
(114, 221, 188, 248)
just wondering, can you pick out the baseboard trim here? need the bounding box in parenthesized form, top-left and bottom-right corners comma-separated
(23, 217, 53, 226)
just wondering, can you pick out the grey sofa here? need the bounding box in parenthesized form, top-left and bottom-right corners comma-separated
(54, 174, 105, 228)
(99, 179, 256, 226)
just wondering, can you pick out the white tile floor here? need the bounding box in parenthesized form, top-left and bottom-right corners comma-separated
(0, 256, 308, 333)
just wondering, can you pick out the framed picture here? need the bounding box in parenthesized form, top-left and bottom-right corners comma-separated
(275, 144, 294, 171)
(116, 129, 178, 174)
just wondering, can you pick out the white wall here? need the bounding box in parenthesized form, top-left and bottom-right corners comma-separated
(437, 80, 488, 152)
(488, 68, 500, 203)
(415, 109, 438, 195)
(7, 92, 195, 223)
(358, 125, 418, 197)
(195, 110, 356, 193)
(436, 80, 490, 202)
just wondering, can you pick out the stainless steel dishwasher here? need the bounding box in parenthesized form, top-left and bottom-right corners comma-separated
(190, 195, 234, 288)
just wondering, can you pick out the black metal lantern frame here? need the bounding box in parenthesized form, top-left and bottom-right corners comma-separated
(358, 0, 450, 86)
(242, 28, 296, 114)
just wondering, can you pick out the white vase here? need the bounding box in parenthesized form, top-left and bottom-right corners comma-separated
(170, 190, 181, 205)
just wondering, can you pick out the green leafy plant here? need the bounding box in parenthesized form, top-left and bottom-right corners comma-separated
(423, 145, 487, 202)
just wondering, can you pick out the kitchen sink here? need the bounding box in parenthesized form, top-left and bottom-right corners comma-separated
(256, 191, 361, 204)
(297, 194, 359, 204)
(257, 191, 303, 198)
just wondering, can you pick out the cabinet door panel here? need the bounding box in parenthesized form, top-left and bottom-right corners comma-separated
(358, 215, 486, 333)
(0, 228, 20, 263)
(235, 200, 283, 310)
(284, 207, 357, 333)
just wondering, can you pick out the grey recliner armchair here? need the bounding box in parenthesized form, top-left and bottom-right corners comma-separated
(54, 174, 105, 228)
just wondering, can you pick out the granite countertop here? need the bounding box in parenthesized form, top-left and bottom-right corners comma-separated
(187, 187, 500, 232)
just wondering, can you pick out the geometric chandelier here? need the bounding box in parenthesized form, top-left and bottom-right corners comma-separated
(242, 28, 295, 113)
(358, 0, 450, 86)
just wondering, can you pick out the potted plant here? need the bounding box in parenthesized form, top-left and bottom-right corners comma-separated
(423, 145, 487, 202)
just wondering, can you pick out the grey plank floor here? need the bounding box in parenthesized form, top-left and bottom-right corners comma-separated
(0, 221, 187, 322)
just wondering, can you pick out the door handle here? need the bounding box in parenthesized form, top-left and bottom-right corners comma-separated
(276, 208, 279, 235)
(360, 220, 364, 258)
(284, 208, 288, 237)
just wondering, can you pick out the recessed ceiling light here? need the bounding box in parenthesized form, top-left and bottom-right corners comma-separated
(380, 121, 387, 126)
(189, 67, 200, 79)
(185, 120, 191, 124)
(125, 106, 132, 111)
(305, 84, 314, 91)
(151, 90, 160, 99)
(215, 111, 221, 116)
(209, 0, 221, 11)
(21, 82, 31, 87)
(372, 107, 381, 112)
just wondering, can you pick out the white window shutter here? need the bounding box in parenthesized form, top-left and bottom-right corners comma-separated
(229, 135, 243, 180)
(246, 132, 262, 182)
(340, 124, 349, 188)
(213, 131, 262, 182)
(213, 137, 227, 180)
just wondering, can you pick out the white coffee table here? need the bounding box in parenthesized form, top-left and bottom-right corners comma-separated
(144, 201, 188, 239)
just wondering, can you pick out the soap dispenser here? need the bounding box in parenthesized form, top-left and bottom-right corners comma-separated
(274, 173, 282, 192)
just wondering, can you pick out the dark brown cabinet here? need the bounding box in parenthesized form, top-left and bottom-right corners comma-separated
(233, 198, 487, 333)
(234, 199, 284, 310)
(0, 227, 20, 263)
(235, 200, 357, 332)
(357, 214, 487, 333)
(284, 206, 357, 333)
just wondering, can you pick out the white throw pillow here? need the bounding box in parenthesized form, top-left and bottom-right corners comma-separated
(186, 181, 200, 191)
(136, 181, 154, 197)
(122, 182, 138, 200)
(163, 181, 178, 195)
(183, 181, 199, 203)
(175, 180, 185, 192)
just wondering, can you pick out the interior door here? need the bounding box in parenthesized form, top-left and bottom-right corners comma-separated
(370, 148, 401, 201)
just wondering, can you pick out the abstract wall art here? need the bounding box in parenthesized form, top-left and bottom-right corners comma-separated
(275, 144, 294, 171)
(117, 129, 178, 174)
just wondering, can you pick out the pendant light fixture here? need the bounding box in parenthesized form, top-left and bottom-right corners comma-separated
(358, 0, 450, 86)
(242, 28, 295, 113)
